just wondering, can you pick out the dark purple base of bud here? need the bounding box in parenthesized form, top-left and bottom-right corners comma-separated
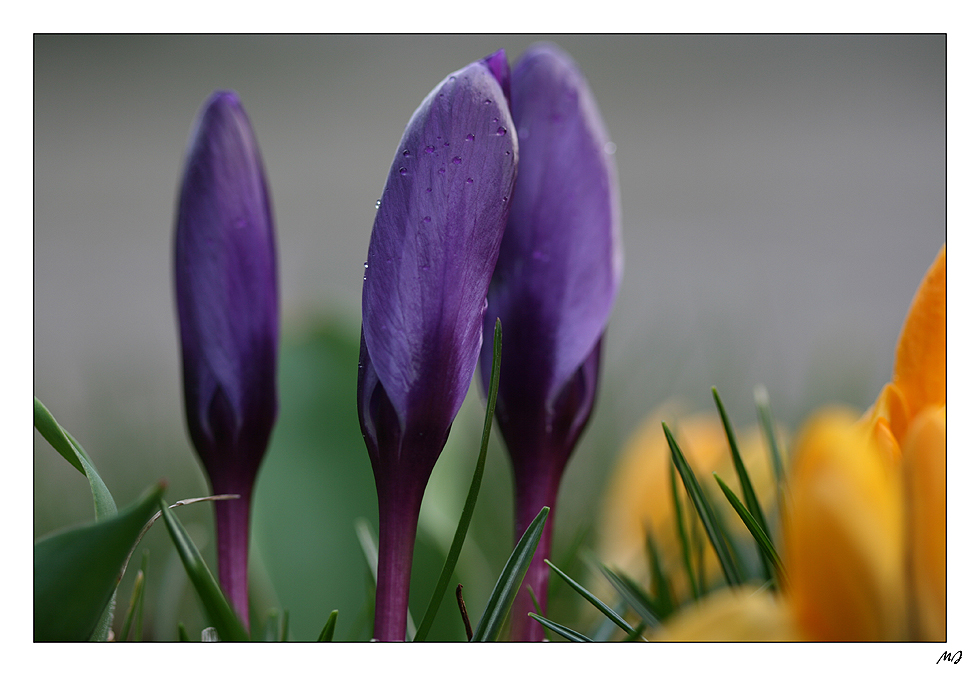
(212, 482, 254, 633)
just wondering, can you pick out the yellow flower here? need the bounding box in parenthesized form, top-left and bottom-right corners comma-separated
(655, 245, 946, 641)
(599, 403, 780, 601)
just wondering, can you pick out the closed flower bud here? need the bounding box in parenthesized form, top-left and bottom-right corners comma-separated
(174, 91, 279, 630)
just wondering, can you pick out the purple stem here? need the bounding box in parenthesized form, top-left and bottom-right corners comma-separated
(373, 475, 426, 641)
(509, 458, 561, 642)
(213, 486, 253, 633)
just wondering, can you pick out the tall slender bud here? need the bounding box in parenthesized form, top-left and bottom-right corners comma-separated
(174, 91, 279, 631)
(479, 43, 622, 641)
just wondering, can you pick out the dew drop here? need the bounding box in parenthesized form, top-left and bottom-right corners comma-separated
(438, 166, 446, 175)
(424, 145, 436, 154)
(492, 117, 498, 123)
(421, 264, 430, 271)
(505, 150, 511, 156)
(422, 216, 431, 223)
(465, 178, 473, 184)
(465, 133, 475, 141)
(402, 149, 411, 157)
(364, 262, 369, 268)
(375, 199, 381, 209)
(452, 156, 462, 165)
(496, 127, 507, 136)
(484, 98, 491, 105)
(426, 187, 432, 193)
(444, 141, 450, 147)
(399, 167, 407, 175)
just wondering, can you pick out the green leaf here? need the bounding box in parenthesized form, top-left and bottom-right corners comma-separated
(34, 481, 164, 641)
(599, 564, 660, 631)
(712, 387, 775, 581)
(754, 385, 785, 505)
(713, 474, 785, 582)
(528, 613, 592, 642)
(414, 319, 502, 642)
(470, 506, 550, 642)
(545, 559, 634, 636)
(663, 422, 742, 586)
(177, 623, 190, 641)
(280, 610, 290, 642)
(34, 396, 116, 520)
(643, 529, 676, 617)
(118, 550, 149, 641)
(317, 610, 339, 642)
(669, 457, 699, 599)
(157, 497, 250, 642)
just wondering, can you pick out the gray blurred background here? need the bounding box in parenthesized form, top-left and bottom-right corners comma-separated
(34, 35, 945, 638)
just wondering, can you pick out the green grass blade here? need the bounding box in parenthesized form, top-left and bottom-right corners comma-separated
(643, 529, 676, 617)
(34, 396, 117, 520)
(545, 559, 634, 635)
(712, 387, 772, 538)
(318, 610, 339, 641)
(754, 385, 785, 505)
(622, 621, 647, 642)
(34, 481, 164, 641)
(669, 460, 699, 598)
(526, 584, 552, 641)
(528, 613, 592, 642)
(157, 497, 250, 642)
(177, 623, 190, 641)
(280, 610, 289, 642)
(713, 473, 785, 582)
(662, 422, 742, 586)
(712, 387, 774, 581)
(118, 565, 146, 640)
(470, 506, 550, 642)
(598, 563, 659, 631)
(415, 319, 502, 642)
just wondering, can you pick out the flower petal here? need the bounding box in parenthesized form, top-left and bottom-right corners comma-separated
(360, 55, 518, 457)
(904, 405, 946, 641)
(893, 245, 946, 418)
(784, 409, 905, 640)
(174, 90, 278, 479)
(483, 42, 622, 411)
(654, 587, 799, 641)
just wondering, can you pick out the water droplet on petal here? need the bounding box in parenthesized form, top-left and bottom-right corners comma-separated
(465, 133, 475, 141)
(426, 187, 432, 193)
(399, 167, 407, 176)
(424, 145, 436, 154)
(496, 127, 507, 136)
(466, 178, 473, 184)
(484, 99, 491, 105)
(402, 149, 411, 157)
(438, 166, 446, 175)
(364, 262, 369, 268)
(422, 216, 431, 223)
(452, 156, 462, 165)
(375, 199, 381, 209)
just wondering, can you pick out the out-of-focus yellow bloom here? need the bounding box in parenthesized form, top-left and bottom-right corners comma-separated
(652, 246, 946, 641)
(599, 403, 780, 600)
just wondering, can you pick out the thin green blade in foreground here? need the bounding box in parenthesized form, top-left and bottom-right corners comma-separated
(754, 385, 785, 505)
(415, 319, 502, 642)
(157, 498, 250, 642)
(34, 396, 116, 520)
(599, 563, 660, 631)
(318, 610, 339, 641)
(470, 506, 550, 642)
(712, 387, 775, 582)
(714, 474, 785, 581)
(545, 559, 634, 636)
(34, 481, 165, 641)
(528, 613, 592, 642)
(663, 422, 742, 586)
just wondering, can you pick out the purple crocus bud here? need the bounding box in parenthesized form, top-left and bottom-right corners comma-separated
(174, 91, 279, 631)
(358, 50, 518, 642)
(478, 43, 622, 641)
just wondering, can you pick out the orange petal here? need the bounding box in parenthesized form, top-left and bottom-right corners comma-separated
(893, 245, 946, 418)
(904, 405, 946, 641)
(857, 382, 909, 464)
(784, 409, 906, 640)
(654, 587, 800, 641)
